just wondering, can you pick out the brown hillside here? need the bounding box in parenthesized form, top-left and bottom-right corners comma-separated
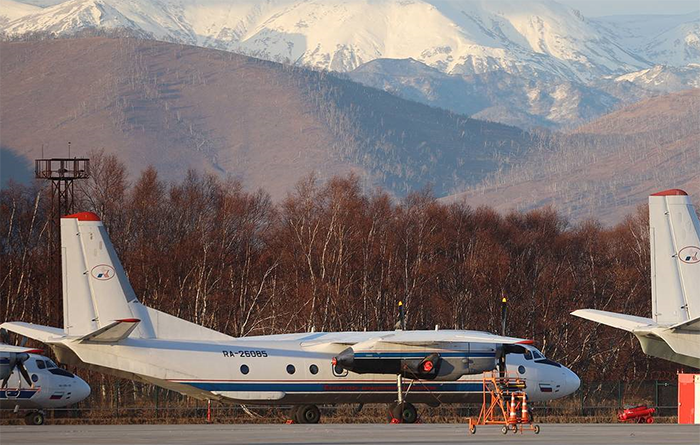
(443, 89, 700, 224)
(0, 38, 347, 198)
(0, 37, 529, 198)
(573, 89, 700, 136)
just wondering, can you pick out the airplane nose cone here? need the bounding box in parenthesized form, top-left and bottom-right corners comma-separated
(74, 376, 91, 403)
(563, 367, 580, 396)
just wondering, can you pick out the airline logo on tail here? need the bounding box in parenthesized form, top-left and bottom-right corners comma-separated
(91, 265, 115, 281)
(679, 246, 700, 264)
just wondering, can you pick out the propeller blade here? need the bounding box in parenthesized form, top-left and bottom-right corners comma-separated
(16, 361, 32, 387)
(19, 336, 27, 348)
(0, 328, 9, 344)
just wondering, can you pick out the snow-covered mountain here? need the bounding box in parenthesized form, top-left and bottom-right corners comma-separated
(0, 0, 664, 80)
(594, 12, 700, 67)
(2, 0, 698, 129)
(347, 58, 615, 129)
(0, 0, 41, 24)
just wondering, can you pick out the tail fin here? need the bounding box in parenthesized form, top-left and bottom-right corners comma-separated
(649, 189, 700, 325)
(61, 212, 153, 338)
(61, 212, 232, 342)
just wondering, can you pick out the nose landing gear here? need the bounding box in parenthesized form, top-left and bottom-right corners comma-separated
(24, 410, 45, 425)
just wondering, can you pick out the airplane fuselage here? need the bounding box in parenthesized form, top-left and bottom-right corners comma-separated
(49, 331, 579, 405)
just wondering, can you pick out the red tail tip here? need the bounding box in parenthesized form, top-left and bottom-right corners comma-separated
(651, 189, 688, 196)
(63, 212, 101, 221)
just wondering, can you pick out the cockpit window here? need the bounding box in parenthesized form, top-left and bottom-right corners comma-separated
(36, 359, 46, 369)
(532, 351, 543, 359)
(45, 359, 58, 369)
(523, 350, 533, 360)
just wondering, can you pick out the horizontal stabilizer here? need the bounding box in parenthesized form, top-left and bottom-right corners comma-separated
(670, 316, 700, 332)
(77, 319, 140, 343)
(0, 344, 43, 354)
(0, 322, 65, 344)
(571, 310, 656, 332)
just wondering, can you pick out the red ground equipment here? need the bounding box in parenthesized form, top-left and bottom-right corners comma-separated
(618, 405, 655, 423)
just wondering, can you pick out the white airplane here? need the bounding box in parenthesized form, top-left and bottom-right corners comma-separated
(573, 189, 700, 369)
(0, 342, 91, 425)
(1, 211, 579, 423)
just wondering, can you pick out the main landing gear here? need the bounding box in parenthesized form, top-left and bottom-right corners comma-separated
(24, 410, 45, 425)
(388, 402, 418, 423)
(291, 404, 321, 424)
(388, 374, 419, 423)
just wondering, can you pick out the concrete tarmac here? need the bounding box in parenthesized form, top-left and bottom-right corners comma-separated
(0, 423, 699, 445)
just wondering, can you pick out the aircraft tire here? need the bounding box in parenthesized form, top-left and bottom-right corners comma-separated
(297, 404, 321, 424)
(24, 411, 45, 425)
(392, 402, 418, 424)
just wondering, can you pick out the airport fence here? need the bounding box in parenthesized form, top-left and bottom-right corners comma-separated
(0, 379, 679, 424)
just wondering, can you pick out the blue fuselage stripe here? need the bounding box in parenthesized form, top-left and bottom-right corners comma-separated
(0, 390, 38, 400)
(354, 352, 494, 358)
(182, 382, 484, 393)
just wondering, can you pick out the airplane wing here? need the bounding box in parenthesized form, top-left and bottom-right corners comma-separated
(571, 309, 656, 332)
(301, 329, 528, 351)
(375, 330, 528, 346)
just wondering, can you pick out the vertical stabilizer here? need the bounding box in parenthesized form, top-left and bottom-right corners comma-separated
(61, 212, 152, 337)
(649, 190, 700, 325)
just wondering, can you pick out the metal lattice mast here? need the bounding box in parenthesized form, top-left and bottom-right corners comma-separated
(35, 157, 90, 325)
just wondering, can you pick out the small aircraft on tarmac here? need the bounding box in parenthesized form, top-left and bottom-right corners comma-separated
(0, 341, 91, 424)
(1, 211, 579, 423)
(573, 189, 700, 369)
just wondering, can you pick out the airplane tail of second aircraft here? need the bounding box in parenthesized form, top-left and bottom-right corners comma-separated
(648, 189, 700, 326)
(574, 189, 700, 329)
(572, 189, 700, 368)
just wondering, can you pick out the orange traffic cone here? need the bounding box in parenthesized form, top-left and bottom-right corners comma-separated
(521, 394, 529, 423)
(509, 393, 517, 424)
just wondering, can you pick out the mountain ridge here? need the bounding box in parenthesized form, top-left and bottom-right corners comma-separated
(4, 0, 694, 79)
(441, 89, 700, 224)
(0, 37, 531, 199)
(4, 0, 697, 129)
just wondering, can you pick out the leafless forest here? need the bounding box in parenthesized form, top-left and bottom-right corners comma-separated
(3, 152, 687, 393)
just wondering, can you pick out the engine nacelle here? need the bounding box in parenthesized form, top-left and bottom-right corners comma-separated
(333, 347, 496, 380)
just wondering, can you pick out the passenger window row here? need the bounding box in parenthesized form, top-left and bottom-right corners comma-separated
(237, 363, 322, 375)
